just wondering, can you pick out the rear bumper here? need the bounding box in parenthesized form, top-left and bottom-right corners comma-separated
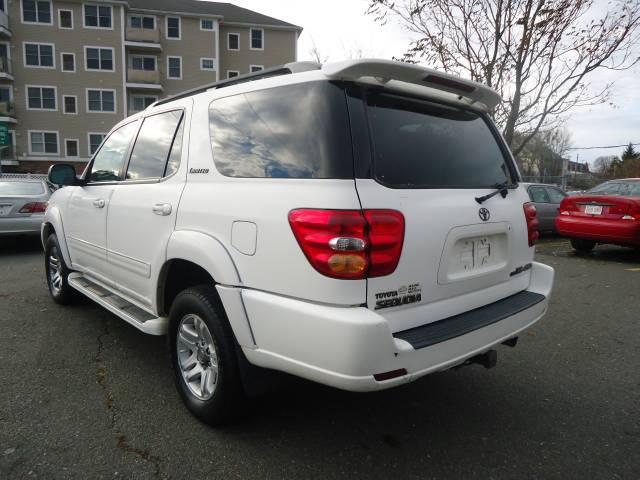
(0, 215, 43, 237)
(556, 216, 640, 246)
(240, 261, 554, 392)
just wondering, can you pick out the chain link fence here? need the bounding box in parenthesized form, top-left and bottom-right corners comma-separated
(0, 173, 49, 181)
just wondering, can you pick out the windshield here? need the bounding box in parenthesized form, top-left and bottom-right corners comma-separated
(0, 181, 45, 196)
(366, 93, 514, 188)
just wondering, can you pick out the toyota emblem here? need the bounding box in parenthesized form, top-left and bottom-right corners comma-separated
(479, 208, 490, 222)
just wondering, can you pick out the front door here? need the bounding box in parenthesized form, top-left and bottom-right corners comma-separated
(106, 107, 188, 309)
(65, 121, 140, 280)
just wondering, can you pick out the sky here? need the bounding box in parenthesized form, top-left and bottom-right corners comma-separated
(225, 0, 640, 165)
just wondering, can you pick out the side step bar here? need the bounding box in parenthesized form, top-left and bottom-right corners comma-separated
(394, 291, 545, 350)
(68, 273, 168, 335)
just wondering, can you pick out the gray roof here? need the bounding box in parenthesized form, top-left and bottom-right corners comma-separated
(128, 0, 302, 29)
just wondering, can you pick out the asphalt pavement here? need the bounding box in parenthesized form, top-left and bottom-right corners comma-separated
(0, 236, 639, 479)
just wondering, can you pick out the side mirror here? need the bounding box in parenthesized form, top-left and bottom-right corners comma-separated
(48, 164, 79, 187)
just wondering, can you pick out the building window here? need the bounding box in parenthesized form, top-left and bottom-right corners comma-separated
(227, 33, 239, 51)
(24, 43, 54, 68)
(22, 0, 52, 24)
(0, 0, 4, 12)
(201, 19, 214, 30)
(84, 4, 112, 29)
(201, 58, 215, 71)
(131, 15, 154, 29)
(88, 133, 106, 155)
(166, 16, 180, 39)
(132, 95, 156, 111)
(250, 28, 264, 50)
(87, 89, 115, 113)
(27, 86, 56, 110)
(85, 47, 114, 71)
(61, 52, 75, 72)
(65, 139, 79, 157)
(250, 65, 264, 73)
(167, 56, 181, 79)
(131, 55, 156, 71)
(63, 95, 77, 114)
(227, 70, 239, 79)
(29, 131, 58, 155)
(58, 9, 73, 29)
(0, 86, 10, 103)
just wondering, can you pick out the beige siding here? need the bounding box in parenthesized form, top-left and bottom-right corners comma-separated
(219, 25, 297, 78)
(2, 0, 299, 171)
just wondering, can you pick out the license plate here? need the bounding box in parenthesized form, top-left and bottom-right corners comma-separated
(0, 205, 12, 216)
(585, 205, 603, 215)
(460, 236, 492, 271)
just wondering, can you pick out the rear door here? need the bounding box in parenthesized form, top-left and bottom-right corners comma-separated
(349, 89, 533, 333)
(528, 185, 559, 231)
(106, 107, 188, 308)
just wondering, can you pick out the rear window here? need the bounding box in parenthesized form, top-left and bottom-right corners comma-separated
(209, 82, 352, 179)
(0, 181, 45, 196)
(366, 93, 514, 188)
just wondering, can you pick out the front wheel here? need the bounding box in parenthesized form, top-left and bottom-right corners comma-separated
(570, 238, 595, 255)
(45, 234, 77, 305)
(169, 285, 244, 425)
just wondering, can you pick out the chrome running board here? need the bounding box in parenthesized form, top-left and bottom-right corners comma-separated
(68, 273, 168, 335)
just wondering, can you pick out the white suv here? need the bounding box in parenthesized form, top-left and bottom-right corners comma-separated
(43, 59, 554, 425)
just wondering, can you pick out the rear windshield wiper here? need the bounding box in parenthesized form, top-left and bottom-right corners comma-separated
(475, 182, 510, 204)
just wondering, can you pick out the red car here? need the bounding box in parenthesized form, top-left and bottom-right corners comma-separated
(556, 179, 640, 253)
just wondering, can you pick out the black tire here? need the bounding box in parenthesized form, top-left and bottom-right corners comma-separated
(169, 284, 244, 425)
(44, 234, 77, 305)
(570, 238, 595, 255)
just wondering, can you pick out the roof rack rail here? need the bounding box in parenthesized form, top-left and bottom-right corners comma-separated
(154, 61, 321, 106)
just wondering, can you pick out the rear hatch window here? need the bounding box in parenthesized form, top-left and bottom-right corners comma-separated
(366, 93, 514, 188)
(0, 181, 45, 196)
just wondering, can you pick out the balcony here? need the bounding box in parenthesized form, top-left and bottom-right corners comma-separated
(125, 25, 161, 51)
(0, 56, 13, 81)
(0, 10, 11, 38)
(126, 68, 162, 91)
(0, 101, 15, 118)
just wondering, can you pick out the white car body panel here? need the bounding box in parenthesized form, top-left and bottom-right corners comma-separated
(43, 59, 555, 393)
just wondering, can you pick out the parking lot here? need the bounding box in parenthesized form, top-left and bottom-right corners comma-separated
(0, 236, 638, 480)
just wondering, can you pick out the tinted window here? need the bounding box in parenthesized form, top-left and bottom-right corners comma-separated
(209, 82, 352, 179)
(0, 181, 45, 195)
(89, 121, 139, 182)
(529, 187, 549, 203)
(367, 94, 513, 188)
(589, 182, 622, 195)
(127, 110, 183, 180)
(546, 187, 566, 203)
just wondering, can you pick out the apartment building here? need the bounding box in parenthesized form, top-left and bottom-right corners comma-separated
(0, 0, 301, 173)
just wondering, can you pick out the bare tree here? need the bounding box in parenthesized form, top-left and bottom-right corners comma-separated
(593, 155, 618, 175)
(308, 36, 330, 64)
(367, 0, 640, 155)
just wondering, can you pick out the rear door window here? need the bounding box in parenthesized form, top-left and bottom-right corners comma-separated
(126, 110, 184, 180)
(0, 182, 45, 195)
(209, 82, 352, 179)
(546, 187, 566, 203)
(529, 186, 550, 203)
(366, 93, 514, 188)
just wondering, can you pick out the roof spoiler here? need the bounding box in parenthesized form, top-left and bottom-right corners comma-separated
(322, 59, 501, 111)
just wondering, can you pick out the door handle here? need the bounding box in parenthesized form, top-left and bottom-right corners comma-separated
(92, 199, 106, 208)
(152, 203, 172, 216)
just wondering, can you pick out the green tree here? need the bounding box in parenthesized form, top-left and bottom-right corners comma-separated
(621, 143, 638, 161)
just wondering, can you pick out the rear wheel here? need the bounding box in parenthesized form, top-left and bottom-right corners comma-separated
(570, 238, 595, 255)
(169, 285, 244, 425)
(45, 234, 77, 305)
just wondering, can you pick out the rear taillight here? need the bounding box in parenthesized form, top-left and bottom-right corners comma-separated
(19, 202, 48, 214)
(288, 209, 405, 280)
(523, 203, 539, 247)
